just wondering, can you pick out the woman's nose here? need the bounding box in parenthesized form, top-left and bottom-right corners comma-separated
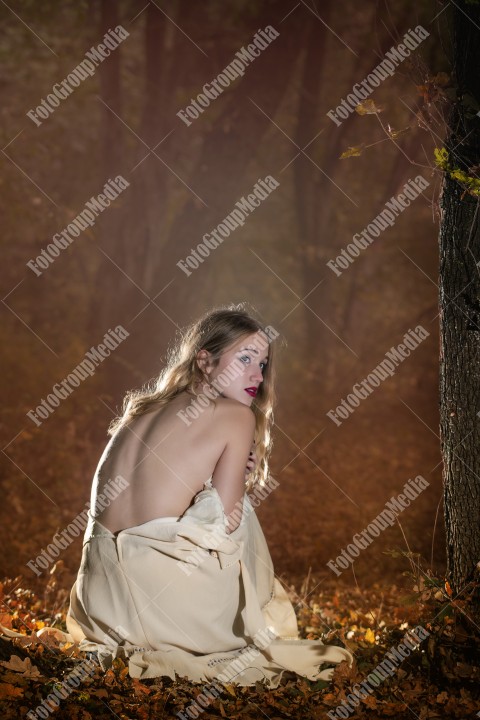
(250, 366, 263, 382)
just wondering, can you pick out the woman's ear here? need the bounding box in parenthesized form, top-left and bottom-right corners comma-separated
(196, 349, 212, 375)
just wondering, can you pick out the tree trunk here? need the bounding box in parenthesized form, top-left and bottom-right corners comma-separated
(293, 0, 332, 355)
(439, 0, 480, 598)
(99, 0, 123, 174)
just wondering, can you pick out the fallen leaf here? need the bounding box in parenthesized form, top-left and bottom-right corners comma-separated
(0, 655, 41, 678)
(37, 626, 70, 644)
(0, 682, 24, 699)
(132, 679, 151, 697)
(0, 613, 13, 629)
(362, 694, 378, 709)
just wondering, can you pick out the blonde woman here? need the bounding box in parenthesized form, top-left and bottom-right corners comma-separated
(66, 304, 353, 687)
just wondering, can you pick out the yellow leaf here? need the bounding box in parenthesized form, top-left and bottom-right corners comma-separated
(434, 147, 449, 168)
(340, 145, 364, 159)
(364, 628, 376, 644)
(355, 99, 384, 115)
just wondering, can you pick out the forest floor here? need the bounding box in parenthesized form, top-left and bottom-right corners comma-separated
(1, 561, 479, 720)
(0, 389, 473, 718)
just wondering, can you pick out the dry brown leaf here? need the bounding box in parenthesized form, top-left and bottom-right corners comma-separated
(0, 613, 13, 629)
(0, 655, 41, 678)
(132, 679, 151, 697)
(36, 627, 70, 648)
(362, 694, 378, 709)
(383, 701, 407, 716)
(323, 691, 338, 706)
(0, 682, 24, 699)
(333, 658, 356, 684)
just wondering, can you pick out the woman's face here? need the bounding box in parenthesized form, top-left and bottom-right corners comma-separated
(205, 331, 269, 406)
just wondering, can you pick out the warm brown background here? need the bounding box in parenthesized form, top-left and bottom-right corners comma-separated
(1, 0, 446, 595)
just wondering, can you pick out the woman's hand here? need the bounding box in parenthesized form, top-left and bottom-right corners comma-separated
(245, 441, 257, 478)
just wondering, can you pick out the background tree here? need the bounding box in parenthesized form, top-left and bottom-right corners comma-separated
(439, 0, 480, 601)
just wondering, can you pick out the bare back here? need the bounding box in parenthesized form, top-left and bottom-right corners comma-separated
(90, 391, 255, 533)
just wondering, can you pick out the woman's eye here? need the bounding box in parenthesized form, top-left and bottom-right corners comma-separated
(240, 355, 267, 371)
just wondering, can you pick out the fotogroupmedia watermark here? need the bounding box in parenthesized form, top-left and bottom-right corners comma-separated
(27, 25, 130, 126)
(327, 626, 430, 719)
(27, 326, 130, 427)
(27, 176, 130, 276)
(327, 25, 430, 126)
(177, 176, 279, 277)
(326, 175, 430, 277)
(176, 626, 277, 719)
(327, 475, 429, 577)
(177, 324, 279, 426)
(327, 325, 430, 426)
(177, 26, 279, 127)
(26, 475, 129, 577)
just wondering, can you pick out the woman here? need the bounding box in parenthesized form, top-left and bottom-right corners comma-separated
(66, 304, 354, 687)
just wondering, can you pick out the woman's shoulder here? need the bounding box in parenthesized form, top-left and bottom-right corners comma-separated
(170, 389, 254, 423)
(134, 392, 254, 439)
(212, 396, 255, 423)
(177, 393, 255, 434)
(210, 398, 256, 446)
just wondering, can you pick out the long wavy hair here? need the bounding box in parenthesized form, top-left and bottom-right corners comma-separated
(108, 303, 278, 490)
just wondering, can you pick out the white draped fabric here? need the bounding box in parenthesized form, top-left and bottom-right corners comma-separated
(65, 480, 353, 687)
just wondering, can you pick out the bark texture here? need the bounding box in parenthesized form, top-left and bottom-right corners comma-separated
(439, 0, 480, 596)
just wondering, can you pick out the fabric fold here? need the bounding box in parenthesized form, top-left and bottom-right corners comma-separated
(60, 482, 354, 687)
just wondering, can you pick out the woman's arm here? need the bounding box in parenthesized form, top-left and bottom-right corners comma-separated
(211, 403, 256, 533)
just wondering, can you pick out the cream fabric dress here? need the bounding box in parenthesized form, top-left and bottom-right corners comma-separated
(66, 479, 353, 687)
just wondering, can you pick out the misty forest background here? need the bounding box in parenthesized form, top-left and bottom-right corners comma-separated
(1, 0, 445, 599)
